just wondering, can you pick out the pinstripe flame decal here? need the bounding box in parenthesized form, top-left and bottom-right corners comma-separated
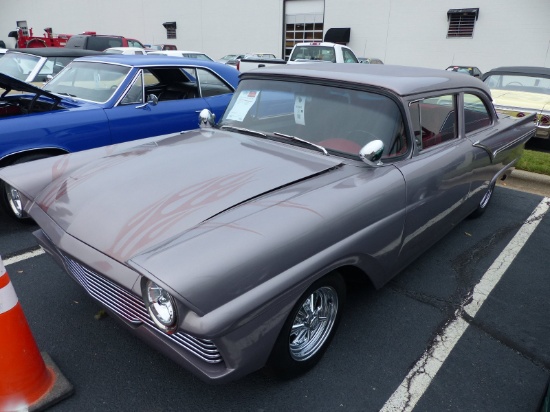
(107, 169, 260, 261)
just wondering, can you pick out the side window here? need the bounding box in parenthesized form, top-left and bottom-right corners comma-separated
(410, 95, 457, 150)
(196, 68, 233, 97)
(120, 71, 144, 105)
(343, 48, 358, 63)
(464, 94, 492, 133)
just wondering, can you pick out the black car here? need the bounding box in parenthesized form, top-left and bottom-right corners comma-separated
(446, 65, 483, 77)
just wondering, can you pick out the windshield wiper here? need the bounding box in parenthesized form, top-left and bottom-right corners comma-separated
(220, 125, 267, 137)
(55, 92, 77, 97)
(273, 132, 328, 155)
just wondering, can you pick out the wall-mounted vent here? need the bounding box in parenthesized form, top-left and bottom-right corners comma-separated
(447, 8, 479, 38)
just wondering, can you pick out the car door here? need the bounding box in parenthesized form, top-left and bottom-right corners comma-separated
(394, 93, 473, 267)
(194, 67, 235, 120)
(104, 68, 214, 144)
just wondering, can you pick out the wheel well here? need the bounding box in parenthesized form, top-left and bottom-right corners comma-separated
(335, 265, 376, 290)
(0, 149, 68, 168)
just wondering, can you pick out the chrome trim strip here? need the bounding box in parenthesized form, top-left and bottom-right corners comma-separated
(60, 253, 223, 364)
(493, 130, 534, 158)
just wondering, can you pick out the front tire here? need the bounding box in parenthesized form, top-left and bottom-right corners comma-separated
(266, 272, 346, 379)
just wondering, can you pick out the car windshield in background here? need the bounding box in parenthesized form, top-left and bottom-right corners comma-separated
(290, 46, 336, 62)
(0, 53, 41, 81)
(483, 73, 550, 94)
(220, 79, 406, 158)
(183, 53, 213, 61)
(44, 61, 131, 103)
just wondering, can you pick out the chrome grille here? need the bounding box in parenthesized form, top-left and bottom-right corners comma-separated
(61, 254, 223, 364)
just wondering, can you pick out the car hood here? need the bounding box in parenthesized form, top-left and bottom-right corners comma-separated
(0, 72, 60, 102)
(31, 130, 343, 263)
(490, 89, 550, 113)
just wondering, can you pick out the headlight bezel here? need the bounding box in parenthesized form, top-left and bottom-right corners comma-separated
(141, 278, 178, 334)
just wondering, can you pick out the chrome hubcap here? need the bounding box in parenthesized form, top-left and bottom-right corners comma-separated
(6, 184, 25, 218)
(480, 184, 494, 209)
(289, 286, 338, 361)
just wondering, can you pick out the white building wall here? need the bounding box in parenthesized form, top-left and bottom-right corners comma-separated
(0, 0, 285, 61)
(326, 0, 550, 72)
(1, 0, 549, 72)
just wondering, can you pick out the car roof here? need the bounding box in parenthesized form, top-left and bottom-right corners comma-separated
(73, 54, 221, 66)
(69, 54, 239, 85)
(482, 66, 550, 76)
(293, 42, 343, 47)
(446, 65, 479, 70)
(105, 47, 144, 51)
(243, 64, 492, 97)
(8, 48, 104, 57)
(147, 50, 206, 55)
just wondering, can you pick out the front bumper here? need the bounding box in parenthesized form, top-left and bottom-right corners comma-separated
(29, 204, 291, 383)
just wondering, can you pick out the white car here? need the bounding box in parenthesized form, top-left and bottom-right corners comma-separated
(104, 47, 148, 55)
(146, 50, 213, 61)
(288, 42, 359, 64)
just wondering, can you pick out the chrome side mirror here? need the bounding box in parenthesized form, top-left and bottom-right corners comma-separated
(359, 140, 384, 166)
(136, 94, 158, 109)
(147, 94, 158, 106)
(199, 109, 216, 128)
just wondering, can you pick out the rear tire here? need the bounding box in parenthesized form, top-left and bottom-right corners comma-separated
(0, 154, 51, 223)
(266, 272, 346, 379)
(470, 181, 495, 218)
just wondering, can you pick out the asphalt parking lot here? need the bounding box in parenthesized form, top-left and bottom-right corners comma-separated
(1, 186, 549, 412)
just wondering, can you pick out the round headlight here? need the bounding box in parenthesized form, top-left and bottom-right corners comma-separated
(142, 279, 178, 333)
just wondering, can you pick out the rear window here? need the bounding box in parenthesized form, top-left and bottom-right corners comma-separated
(289, 46, 335, 62)
(87, 36, 123, 51)
(483, 73, 550, 94)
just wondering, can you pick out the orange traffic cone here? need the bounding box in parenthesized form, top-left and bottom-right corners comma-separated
(0, 256, 73, 412)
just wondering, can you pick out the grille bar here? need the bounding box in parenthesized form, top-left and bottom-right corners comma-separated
(61, 254, 223, 364)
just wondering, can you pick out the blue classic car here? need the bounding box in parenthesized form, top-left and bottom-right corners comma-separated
(0, 54, 239, 219)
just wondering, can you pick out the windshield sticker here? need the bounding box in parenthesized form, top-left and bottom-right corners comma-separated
(294, 95, 306, 125)
(226, 90, 259, 121)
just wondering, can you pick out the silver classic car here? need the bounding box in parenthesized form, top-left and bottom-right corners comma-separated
(0, 64, 535, 383)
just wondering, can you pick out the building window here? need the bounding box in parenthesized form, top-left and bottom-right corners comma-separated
(284, 13, 323, 60)
(163, 22, 177, 40)
(447, 8, 479, 38)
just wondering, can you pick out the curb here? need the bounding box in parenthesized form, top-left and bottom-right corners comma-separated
(497, 169, 550, 197)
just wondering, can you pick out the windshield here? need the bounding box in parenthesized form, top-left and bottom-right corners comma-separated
(45, 61, 131, 103)
(0, 53, 41, 81)
(220, 79, 407, 158)
(484, 73, 550, 95)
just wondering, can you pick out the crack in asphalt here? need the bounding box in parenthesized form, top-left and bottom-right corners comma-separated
(387, 208, 549, 406)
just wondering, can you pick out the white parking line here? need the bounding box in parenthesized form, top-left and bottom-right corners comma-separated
(4, 248, 45, 266)
(381, 197, 550, 412)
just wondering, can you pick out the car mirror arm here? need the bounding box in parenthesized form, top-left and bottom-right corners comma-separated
(136, 94, 158, 109)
